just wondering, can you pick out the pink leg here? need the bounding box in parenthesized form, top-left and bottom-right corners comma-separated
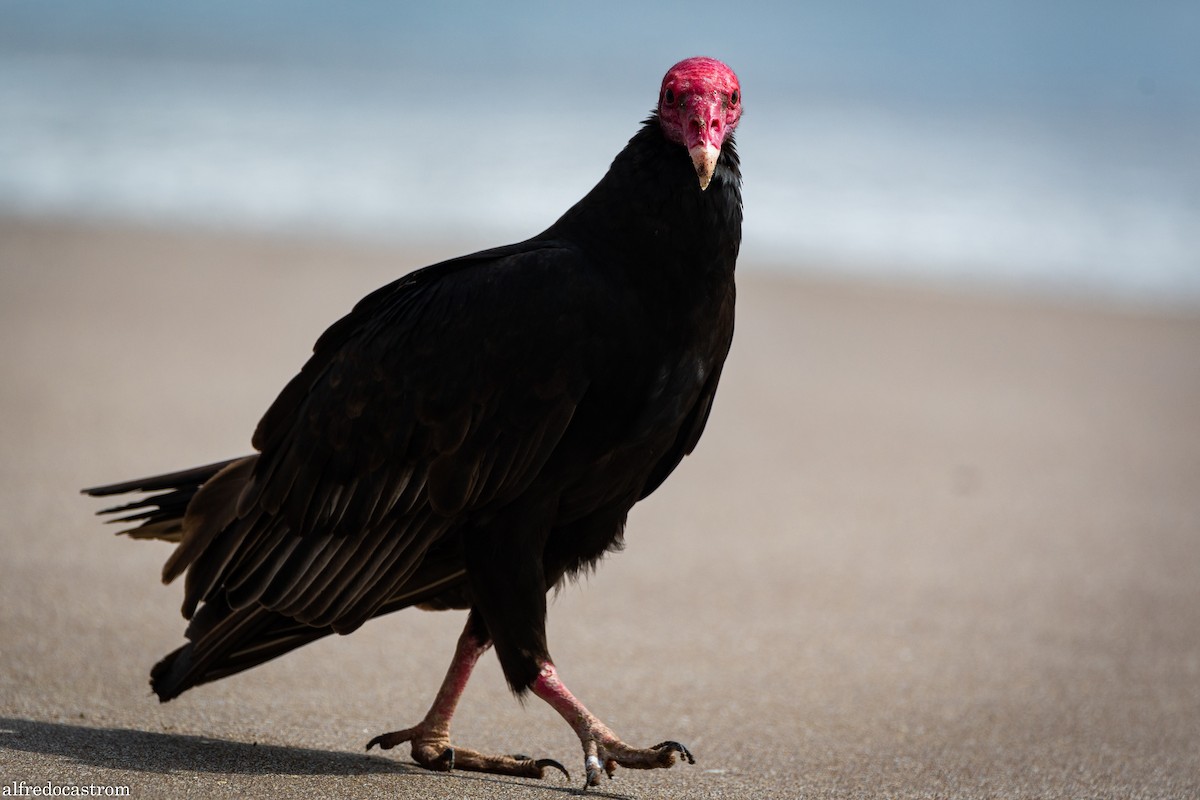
(367, 623, 567, 780)
(532, 662, 695, 787)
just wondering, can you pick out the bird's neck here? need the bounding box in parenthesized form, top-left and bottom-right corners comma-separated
(546, 117, 743, 289)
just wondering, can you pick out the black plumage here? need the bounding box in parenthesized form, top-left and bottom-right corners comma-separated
(85, 56, 743, 786)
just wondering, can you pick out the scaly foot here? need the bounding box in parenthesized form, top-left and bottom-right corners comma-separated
(531, 662, 696, 788)
(581, 735, 695, 786)
(367, 723, 569, 780)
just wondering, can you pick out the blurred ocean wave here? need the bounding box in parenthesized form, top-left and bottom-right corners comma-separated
(1, 2, 1197, 304)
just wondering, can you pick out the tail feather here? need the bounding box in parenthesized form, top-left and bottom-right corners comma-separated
(83, 458, 244, 496)
(85, 460, 468, 701)
(83, 458, 247, 542)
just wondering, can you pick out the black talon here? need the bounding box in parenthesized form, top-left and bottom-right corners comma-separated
(438, 747, 455, 771)
(652, 740, 696, 764)
(584, 760, 603, 790)
(535, 758, 571, 781)
(366, 732, 402, 751)
(365, 728, 416, 752)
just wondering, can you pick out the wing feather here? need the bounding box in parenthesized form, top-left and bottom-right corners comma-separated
(169, 242, 602, 633)
(255, 532, 337, 607)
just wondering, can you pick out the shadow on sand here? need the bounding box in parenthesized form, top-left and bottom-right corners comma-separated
(0, 717, 627, 797)
(0, 717, 411, 776)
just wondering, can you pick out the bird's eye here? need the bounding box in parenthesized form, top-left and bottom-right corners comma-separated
(664, 88, 675, 106)
(730, 90, 739, 106)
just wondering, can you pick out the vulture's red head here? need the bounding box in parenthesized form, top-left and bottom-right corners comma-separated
(657, 56, 742, 191)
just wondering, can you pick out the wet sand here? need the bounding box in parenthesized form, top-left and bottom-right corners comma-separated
(2, 218, 1198, 798)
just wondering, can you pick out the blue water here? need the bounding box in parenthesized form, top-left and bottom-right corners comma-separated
(2, 1, 1198, 304)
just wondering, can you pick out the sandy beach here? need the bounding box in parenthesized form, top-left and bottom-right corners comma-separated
(1, 217, 1197, 798)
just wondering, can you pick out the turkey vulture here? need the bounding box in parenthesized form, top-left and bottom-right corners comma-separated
(84, 56, 743, 787)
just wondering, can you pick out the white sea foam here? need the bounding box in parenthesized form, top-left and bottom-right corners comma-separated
(1, 50, 1197, 305)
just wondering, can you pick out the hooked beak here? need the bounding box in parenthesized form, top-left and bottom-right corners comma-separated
(689, 143, 720, 191)
(683, 98, 726, 191)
